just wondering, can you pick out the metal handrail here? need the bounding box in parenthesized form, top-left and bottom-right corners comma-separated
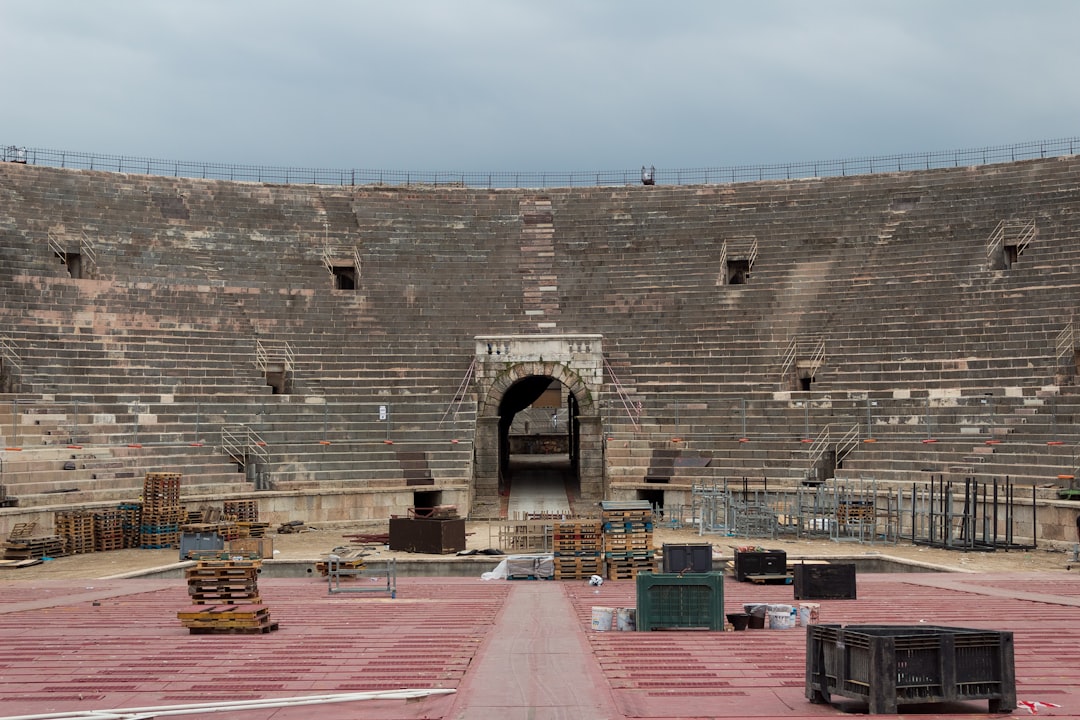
(221, 424, 269, 469)
(805, 424, 830, 469)
(5, 137, 1079, 189)
(255, 338, 294, 372)
(779, 336, 825, 384)
(0, 335, 20, 371)
(835, 422, 861, 464)
(80, 231, 97, 271)
(1056, 321, 1076, 366)
(439, 358, 475, 428)
(987, 218, 1037, 264)
(604, 358, 641, 431)
(47, 232, 65, 263)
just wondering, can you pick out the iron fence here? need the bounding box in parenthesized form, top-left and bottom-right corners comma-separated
(4, 137, 1079, 189)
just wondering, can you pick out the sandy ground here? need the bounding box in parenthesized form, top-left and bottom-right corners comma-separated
(2, 520, 1076, 581)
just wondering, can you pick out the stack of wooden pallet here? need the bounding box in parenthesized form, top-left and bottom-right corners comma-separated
(602, 502, 656, 580)
(118, 503, 142, 548)
(54, 510, 96, 554)
(141, 472, 182, 548)
(237, 521, 271, 538)
(186, 560, 262, 604)
(223, 499, 259, 522)
(3, 534, 66, 562)
(552, 520, 603, 580)
(2, 522, 65, 565)
(176, 604, 277, 635)
(315, 548, 366, 577)
(93, 508, 125, 552)
(178, 559, 277, 634)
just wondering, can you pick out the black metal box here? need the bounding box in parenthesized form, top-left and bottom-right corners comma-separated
(733, 549, 786, 581)
(662, 543, 713, 573)
(793, 563, 857, 600)
(806, 624, 1016, 714)
(388, 517, 466, 554)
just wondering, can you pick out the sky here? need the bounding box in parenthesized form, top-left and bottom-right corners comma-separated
(1, 1, 1078, 175)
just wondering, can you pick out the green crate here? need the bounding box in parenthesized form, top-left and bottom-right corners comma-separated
(635, 572, 725, 631)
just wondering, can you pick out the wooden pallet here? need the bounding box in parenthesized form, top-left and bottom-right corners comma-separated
(7, 522, 36, 540)
(3, 535, 67, 560)
(223, 499, 259, 522)
(553, 556, 604, 580)
(177, 604, 277, 633)
(606, 557, 657, 580)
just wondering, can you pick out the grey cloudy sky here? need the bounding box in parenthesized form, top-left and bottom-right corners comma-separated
(2, 1, 1077, 174)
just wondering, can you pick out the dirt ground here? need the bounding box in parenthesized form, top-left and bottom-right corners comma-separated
(3, 520, 1076, 582)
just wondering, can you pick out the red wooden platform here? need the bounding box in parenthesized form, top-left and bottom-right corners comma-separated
(0, 571, 1078, 719)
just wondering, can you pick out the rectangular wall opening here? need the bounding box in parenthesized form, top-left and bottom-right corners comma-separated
(331, 265, 356, 289)
(413, 490, 443, 513)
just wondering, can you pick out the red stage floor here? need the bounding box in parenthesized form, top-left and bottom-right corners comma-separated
(1, 571, 1078, 719)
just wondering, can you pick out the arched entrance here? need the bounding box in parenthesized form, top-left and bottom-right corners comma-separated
(471, 336, 606, 519)
(498, 375, 579, 516)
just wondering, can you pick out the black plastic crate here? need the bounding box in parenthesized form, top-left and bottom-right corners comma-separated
(793, 563, 857, 600)
(662, 543, 713, 573)
(806, 624, 1016, 714)
(733, 549, 786, 581)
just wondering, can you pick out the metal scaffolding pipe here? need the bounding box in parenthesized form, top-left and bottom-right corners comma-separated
(0, 689, 456, 720)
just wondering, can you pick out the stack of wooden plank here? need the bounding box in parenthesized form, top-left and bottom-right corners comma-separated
(141, 472, 182, 548)
(178, 559, 277, 634)
(55, 510, 96, 554)
(552, 520, 604, 580)
(602, 502, 656, 580)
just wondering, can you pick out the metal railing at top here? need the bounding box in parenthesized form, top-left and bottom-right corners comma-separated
(3, 137, 1080, 189)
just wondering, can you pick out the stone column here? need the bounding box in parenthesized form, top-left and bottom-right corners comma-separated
(576, 414, 606, 503)
(472, 416, 501, 519)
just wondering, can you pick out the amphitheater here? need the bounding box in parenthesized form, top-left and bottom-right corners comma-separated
(3, 142, 1080, 720)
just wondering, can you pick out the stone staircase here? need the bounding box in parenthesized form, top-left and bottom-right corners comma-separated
(4, 155, 1080, 527)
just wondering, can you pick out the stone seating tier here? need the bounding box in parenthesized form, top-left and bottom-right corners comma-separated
(4, 156, 1080, 511)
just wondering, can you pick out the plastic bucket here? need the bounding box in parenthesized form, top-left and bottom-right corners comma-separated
(798, 602, 821, 626)
(615, 607, 637, 631)
(744, 603, 768, 629)
(591, 606, 614, 631)
(768, 604, 796, 629)
(726, 612, 750, 631)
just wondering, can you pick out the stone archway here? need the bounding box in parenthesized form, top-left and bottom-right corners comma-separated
(470, 336, 606, 518)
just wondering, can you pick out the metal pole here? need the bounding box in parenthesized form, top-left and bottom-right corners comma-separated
(926, 395, 933, 439)
(0, 690, 457, 720)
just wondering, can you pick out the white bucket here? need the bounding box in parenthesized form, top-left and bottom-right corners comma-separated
(767, 604, 796, 629)
(615, 607, 637, 631)
(591, 606, 614, 631)
(798, 602, 820, 626)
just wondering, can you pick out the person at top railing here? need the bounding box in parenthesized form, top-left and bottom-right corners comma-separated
(641, 165, 655, 185)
